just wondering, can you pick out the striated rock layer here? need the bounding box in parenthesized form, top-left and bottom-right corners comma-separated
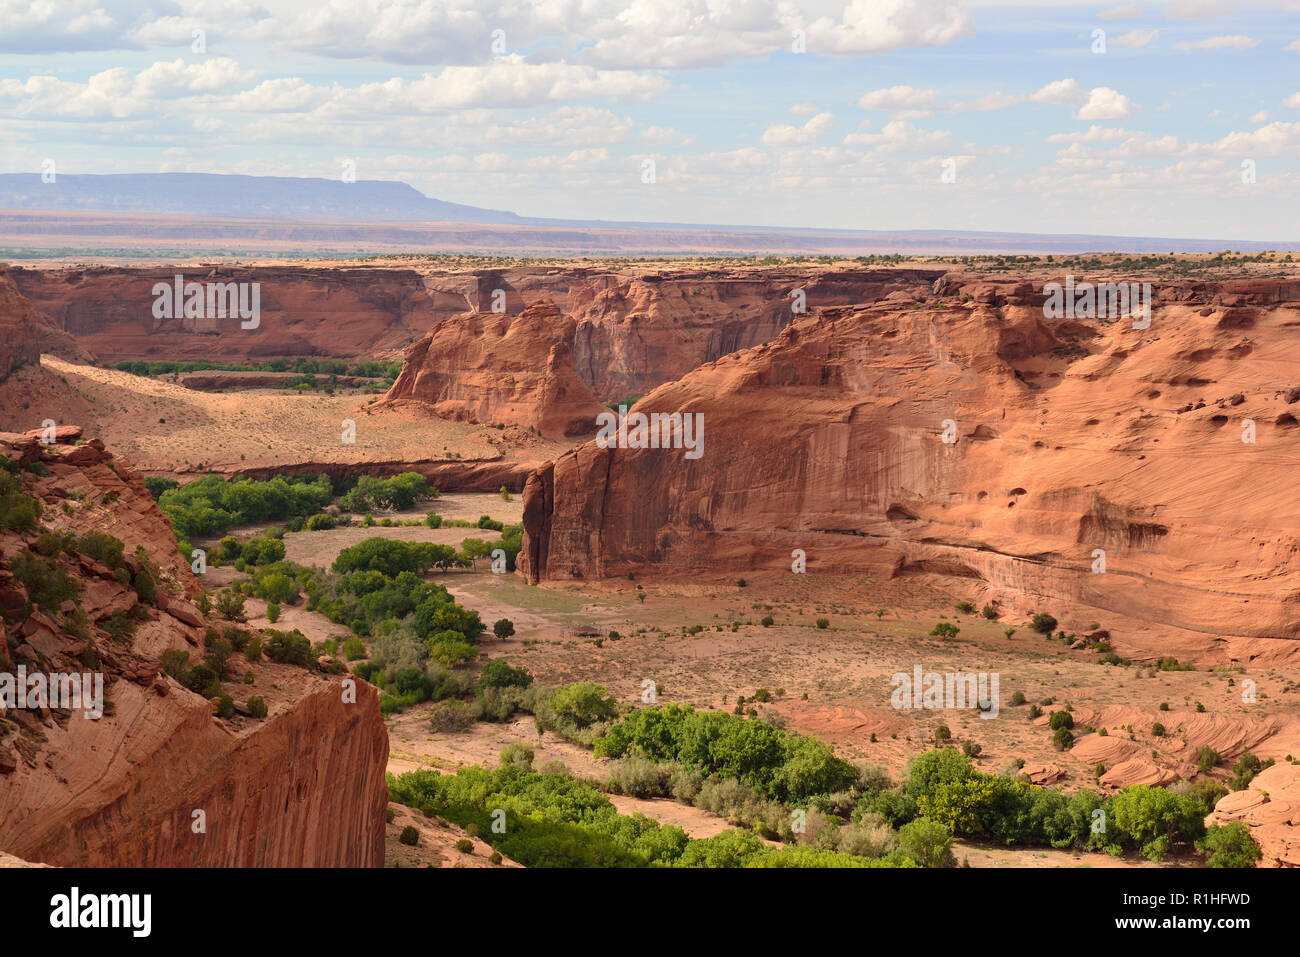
(520, 274, 1300, 647)
(0, 430, 388, 867)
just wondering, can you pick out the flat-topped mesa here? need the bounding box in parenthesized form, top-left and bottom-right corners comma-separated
(519, 276, 1300, 645)
(0, 431, 388, 866)
(381, 301, 608, 439)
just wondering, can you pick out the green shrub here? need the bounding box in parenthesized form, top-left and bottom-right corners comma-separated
(815, 618, 830, 629)
(399, 826, 419, 846)
(1198, 822, 1261, 868)
(264, 629, 314, 667)
(1030, 613, 1058, 634)
(1048, 711, 1074, 731)
(477, 658, 533, 691)
(248, 696, 268, 719)
(265, 602, 281, 623)
(493, 618, 516, 639)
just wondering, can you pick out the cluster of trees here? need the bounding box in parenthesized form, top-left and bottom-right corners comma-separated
(337, 473, 431, 513)
(593, 704, 858, 804)
(158, 474, 332, 551)
(112, 358, 401, 379)
(387, 764, 911, 869)
(311, 546, 485, 665)
(881, 748, 1256, 864)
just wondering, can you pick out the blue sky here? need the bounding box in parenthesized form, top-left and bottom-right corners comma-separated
(1, 0, 1297, 239)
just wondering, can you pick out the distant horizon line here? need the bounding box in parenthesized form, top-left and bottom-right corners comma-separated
(3, 171, 1298, 250)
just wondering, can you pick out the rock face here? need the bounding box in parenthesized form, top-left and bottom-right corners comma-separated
(10, 265, 450, 364)
(1208, 763, 1300, 867)
(520, 273, 1300, 649)
(383, 302, 607, 438)
(12, 263, 943, 401)
(0, 267, 88, 380)
(0, 431, 388, 867)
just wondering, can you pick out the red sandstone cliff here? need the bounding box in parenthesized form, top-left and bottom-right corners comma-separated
(12, 263, 943, 403)
(519, 274, 1300, 651)
(381, 301, 607, 438)
(0, 267, 89, 379)
(0, 431, 388, 867)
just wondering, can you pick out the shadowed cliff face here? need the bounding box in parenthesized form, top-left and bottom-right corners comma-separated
(0, 431, 388, 867)
(0, 268, 89, 378)
(520, 274, 1300, 647)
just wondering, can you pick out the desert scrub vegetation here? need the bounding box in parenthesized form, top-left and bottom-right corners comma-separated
(879, 748, 1252, 864)
(387, 765, 915, 868)
(593, 703, 857, 804)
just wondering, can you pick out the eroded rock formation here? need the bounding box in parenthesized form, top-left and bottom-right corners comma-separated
(382, 302, 607, 439)
(520, 274, 1300, 650)
(0, 430, 388, 867)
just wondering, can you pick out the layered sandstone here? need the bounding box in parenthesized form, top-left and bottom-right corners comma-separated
(13, 263, 943, 402)
(0, 431, 388, 867)
(382, 301, 607, 438)
(520, 273, 1300, 653)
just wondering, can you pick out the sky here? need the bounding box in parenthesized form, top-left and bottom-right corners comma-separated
(1, 0, 1298, 240)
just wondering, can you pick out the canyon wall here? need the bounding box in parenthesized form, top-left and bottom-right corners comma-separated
(520, 274, 1300, 646)
(382, 302, 607, 438)
(0, 267, 88, 378)
(13, 263, 943, 402)
(0, 430, 388, 867)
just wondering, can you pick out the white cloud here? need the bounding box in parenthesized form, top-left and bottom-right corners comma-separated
(789, 102, 821, 115)
(802, 0, 975, 57)
(1113, 28, 1158, 47)
(1286, 91, 1300, 109)
(1249, 110, 1269, 123)
(762, 111, 834, 146)
(1098, 4, 1142, 19)
(1032, 78, 1087, 105)
(842, 118, 953, 152)
(1162, 0, 1234, 18)
(857, 85, 938, 110)
(134, 58, 258, 98)
(1077, 87, 1139, 120)
(1175, 35, 1258, 50)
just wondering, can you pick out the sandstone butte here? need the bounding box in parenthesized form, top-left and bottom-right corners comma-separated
(0, 422, 388, 867)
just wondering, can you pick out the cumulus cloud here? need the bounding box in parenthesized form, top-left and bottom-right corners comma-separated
(1032, 78, 1088, 105)
(801, 0, 975, 57)
(1098, 3, 1142, 18)
(762, 111, 834, 146)
(1175, 35, 1258, 50)
(1077, 87, 1139, 120)
(1031, 79, 1137, 119)
(842, 118, 953, 152)
(1112, 28, 1158, 47)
